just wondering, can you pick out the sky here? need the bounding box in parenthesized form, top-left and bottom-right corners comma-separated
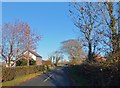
(2, 2, 79, 60)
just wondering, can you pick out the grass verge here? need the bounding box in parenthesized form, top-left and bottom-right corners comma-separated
(2, 72, 42, 87)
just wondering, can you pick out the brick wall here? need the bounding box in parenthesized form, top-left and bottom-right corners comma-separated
(36, 57, 42, 65)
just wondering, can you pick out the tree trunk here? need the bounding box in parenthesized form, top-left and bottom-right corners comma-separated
(107, 2, 119, 59)
(8, 56, 11, 67)
(88, 42, 92, 61)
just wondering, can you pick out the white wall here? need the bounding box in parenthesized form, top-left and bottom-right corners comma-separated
(6, 61, 16, 67)
(23, 51, 37, 61)
(29, 52, 36, 61)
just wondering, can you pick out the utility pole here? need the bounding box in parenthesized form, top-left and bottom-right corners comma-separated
(118, 2, 120, 48)
(27, 25, 30, 66)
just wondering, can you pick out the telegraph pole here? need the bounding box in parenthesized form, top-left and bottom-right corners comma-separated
(27, 25, 30, 66)
(117, 2, 120, 51)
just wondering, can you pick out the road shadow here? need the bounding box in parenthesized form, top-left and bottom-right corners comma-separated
(47, 67, 72, 87)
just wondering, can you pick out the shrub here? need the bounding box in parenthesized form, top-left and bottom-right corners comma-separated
(2, 65, 50, 82)
(16, 59, 36, 66)
(16, 59, 27, 66)
(2, 67, 15, 82)
(29, 60, 36, 65)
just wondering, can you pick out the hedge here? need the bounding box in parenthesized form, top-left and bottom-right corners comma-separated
(68, 62, 120, 87)
(2, 65, 50, 82)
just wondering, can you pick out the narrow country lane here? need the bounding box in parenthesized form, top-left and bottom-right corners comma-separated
(17, 66, 72, 87)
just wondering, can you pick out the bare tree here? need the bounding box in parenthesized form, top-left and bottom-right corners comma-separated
(97, 2, 120, 59)
(49, 50, 64, 66)
(61, 39, 86, 63)
(69, 2, 102, 61)
(1, 20, 40, 67)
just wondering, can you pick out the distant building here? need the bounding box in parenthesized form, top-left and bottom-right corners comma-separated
(20, 50, 43, 66)
(94, 54, 106, 62)
(5, 60, 16, 67)
(5, 50, 43, 67)
(42, 60, 52, 65)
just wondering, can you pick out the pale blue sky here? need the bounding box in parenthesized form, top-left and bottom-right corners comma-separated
(2, 2, 79, 60)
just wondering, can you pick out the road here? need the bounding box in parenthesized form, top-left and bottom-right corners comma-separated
(18, 66, 72, 87)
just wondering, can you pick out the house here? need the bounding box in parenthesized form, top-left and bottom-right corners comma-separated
(20, 50, 43, 66)
(94, 54, 106, 62)
(3, 50, 43, 67)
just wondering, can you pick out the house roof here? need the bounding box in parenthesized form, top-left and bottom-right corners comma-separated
(94, 54, 106, 61)
(22, 50, 42, 58)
